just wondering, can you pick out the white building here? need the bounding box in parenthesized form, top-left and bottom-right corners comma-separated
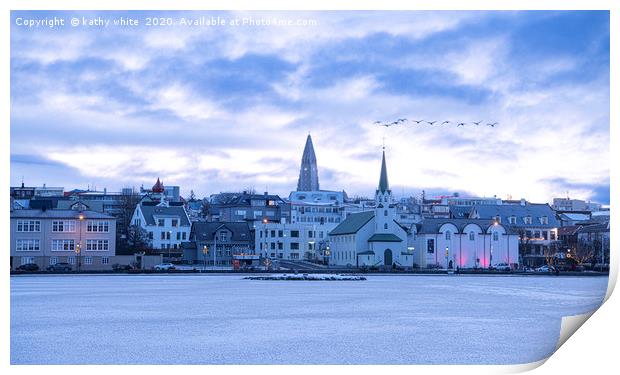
(415, 219, 520, 269)
(131, 179, 191, 260)
(254, 220, 328, 261)
(328, 149, 417, 268)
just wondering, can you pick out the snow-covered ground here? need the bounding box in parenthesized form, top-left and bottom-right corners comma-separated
(10, 274, 608, 365)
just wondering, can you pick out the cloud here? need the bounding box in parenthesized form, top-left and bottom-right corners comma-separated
(10, 11, 609, 205)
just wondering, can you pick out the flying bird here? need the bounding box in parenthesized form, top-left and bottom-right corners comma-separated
(457, 122, 466, 127)
(441, 121, 451, 125)
(473, 121, 482, 126)
(373, 121, 382, 125)
(412, 120, 424, 124)
(487, 122, 498, 127)
(426, 120, 437, 125)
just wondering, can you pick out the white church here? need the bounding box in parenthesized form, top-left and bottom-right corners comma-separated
(328, 149, 519, 269)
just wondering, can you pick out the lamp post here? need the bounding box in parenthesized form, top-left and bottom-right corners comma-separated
(445, 246, 449, 270)
(77, 213, 84, 272)
(202, 245, 208, 272)
(212, 231, 217, 271)
(75, 243, 81, 272)
(325, 245, 331, 266)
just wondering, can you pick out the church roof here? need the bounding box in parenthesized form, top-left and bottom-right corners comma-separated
(377, 150, 390, 193)
(329, 210, 374, 235)
(368, 233, 403, 242)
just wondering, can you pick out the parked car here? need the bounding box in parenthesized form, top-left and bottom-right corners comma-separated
(494, 263, 511, 271)
(16, 263, 40, 271)
(47, 262, 72, 272)
(112, 263, 132, 271)
(154, 263, 176, 271)
(535, 265, 556, 272)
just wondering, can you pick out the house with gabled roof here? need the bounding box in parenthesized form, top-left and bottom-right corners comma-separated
(328, 149, 417, 268)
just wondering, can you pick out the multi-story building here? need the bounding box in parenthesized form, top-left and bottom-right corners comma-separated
(254, 220, 327, 261)
(209, 191, 290, 224)
(552, 197, 602, 212)
(131, 180, 191, 261)
(183, 222, 253, 266)
(10, 209, 116, 271)
(469, 201, 560, 267)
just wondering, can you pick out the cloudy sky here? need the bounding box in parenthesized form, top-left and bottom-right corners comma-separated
(10, 10, 609, 203)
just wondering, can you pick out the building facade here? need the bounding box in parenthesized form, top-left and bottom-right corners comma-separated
(10, 209, 117, 271)
(183, 222, 253, 266)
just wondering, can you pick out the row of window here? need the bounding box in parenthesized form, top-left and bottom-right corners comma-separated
(16, 220, 110, 233)
(156, 231, 188, 240)
(260, 242, 302, 250)
(494, 216, 549, 225)
(15, 239, 110, 252)
(156, 218, 184, 227)
(259, 229, 326, 239)
(20, 256, 109, 266)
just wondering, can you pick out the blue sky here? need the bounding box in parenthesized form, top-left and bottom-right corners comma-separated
(10, 10, 610, 203)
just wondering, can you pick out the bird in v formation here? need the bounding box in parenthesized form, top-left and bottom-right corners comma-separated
(373, 118, 499, 128)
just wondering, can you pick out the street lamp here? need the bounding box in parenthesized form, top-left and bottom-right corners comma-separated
(75, 243, 81, 272)
(445, 246, 449, 270)
(77, 213, 84, 272)
(168, 230, 172, 262)
(325, 245, 331, 266)
(202, 245, 208, 272)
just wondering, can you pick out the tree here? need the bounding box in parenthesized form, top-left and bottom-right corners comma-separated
(125, 225, 151, 253)
(200, 199, 211, 218)
(115, 192, 143, 254)
(517, 229, 532, 266)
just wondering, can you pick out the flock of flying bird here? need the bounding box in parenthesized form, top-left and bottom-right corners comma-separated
(373, 118, 499, 128)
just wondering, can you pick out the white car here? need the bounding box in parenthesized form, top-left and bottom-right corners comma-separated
(535, 265, 556, 272)
(493, 263, 511, 271)
(154, 263, 176, 271)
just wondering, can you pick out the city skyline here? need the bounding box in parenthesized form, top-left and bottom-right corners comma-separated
(10, 10, 610, 203)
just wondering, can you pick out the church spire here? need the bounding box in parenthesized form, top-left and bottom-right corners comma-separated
(297, 134, 320, 191)
(378, 149, 389, 194)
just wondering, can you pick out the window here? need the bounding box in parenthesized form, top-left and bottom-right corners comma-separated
(16, 220, 41, 232)
(182, 232, 187, 240)
(219, 231, 229, 242)
(50, 256, 58, 265)
(148, 231, 153, 239)
(51, 239, 75, 251)
(509, 216, 517, 224)
(102, 257, 109, 265)
(161, 232, 166, 240)
(86, 240, 109, 251)
(526, 230, 532, 239)
(524, 216, 532, 225)
(445, 231, 451, 240)
(291, 230, 299, 238)
(52, 220, 76, 232)
(427, 239, 435, 254)
(291, 242, 299, 250)
(270, 230, 276, 237)
(172, 219, 178, 227)
(87, 221, 109, 233)
(541, 216, 548, 225)
(384, 210, 388, 216)
(21, 257, 35, 265)
(67, 256, 76, 265)
(270, 243, 275, 250)
(384, 223, 388, 230)
(278, 242, 283, 250)
(542, 231, 548, 240)
(158, 219, 164, 226)
(84, 256, 93, 265)
(176, 232, 181, 240)
(550, 231, 556, 241)
(493, 232, 499, 241)
(16, 239, 40, 251)
(469, 232, 475, 241)
(534, 231, 540, 239)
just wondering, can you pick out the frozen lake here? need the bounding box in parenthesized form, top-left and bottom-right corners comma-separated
(11, 274, 608, 365)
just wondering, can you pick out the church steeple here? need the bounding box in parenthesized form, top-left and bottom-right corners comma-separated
(297, 134, 320, 191)
(375, 148, 392, 204)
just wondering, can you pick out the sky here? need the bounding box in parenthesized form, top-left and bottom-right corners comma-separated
(10, 10, 610, 204)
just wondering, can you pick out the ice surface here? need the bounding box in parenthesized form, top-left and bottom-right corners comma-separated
(10, 274, 608, 365)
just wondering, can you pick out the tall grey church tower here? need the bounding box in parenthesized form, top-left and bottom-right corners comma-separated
(296, 134, 320, 191)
